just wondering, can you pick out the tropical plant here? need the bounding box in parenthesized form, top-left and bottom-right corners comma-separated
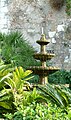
(0, 31, 36, 68)
(38, 84, 71, 107)
(0, 62, 34, 115)
(5, 66, 33, 93)
(0, 59, 14, 115)
(0, 59, 14, 90)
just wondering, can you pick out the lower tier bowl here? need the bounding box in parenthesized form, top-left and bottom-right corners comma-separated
(28, 66, 60, 75)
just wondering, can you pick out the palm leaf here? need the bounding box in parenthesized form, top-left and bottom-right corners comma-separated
(0, 73, 12, 83)
(38, 84, 71, 107)
(0, 102, 12, 109)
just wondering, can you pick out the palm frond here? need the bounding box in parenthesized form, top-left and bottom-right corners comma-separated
(38, 84, 71, 107)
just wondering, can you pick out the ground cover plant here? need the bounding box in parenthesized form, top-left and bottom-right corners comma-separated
(4, 102, 70, 120)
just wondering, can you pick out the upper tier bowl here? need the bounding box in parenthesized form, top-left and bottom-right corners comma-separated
(37, 40, 50, 45)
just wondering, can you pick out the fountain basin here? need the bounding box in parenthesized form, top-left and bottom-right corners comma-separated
(37, 40, 50, 45)
(33, 53, 55, 60)
(28, 66, 60, 75)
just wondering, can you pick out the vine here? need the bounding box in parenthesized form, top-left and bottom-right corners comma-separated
(66, 0, 71, 16)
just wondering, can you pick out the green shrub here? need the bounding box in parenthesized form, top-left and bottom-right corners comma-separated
(48, 69, 71, 84)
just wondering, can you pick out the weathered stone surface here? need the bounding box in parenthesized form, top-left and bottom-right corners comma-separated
(51, 20, 71, 70)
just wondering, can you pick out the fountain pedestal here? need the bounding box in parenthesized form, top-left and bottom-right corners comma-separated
(28, 34, 60, 84)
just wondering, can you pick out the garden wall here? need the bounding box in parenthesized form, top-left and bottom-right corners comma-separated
(0, 0, 71, 70)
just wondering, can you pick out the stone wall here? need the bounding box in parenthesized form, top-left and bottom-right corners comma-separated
(0, 0, 71, 70)
(49, 20, 71, 70)
(0, 0, 10, 33)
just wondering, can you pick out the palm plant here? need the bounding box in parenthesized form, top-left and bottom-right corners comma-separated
(0, 31, 35, 68)
(38, 84, 71, 107)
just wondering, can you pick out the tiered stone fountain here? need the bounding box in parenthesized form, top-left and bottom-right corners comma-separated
(29, 34, 60, 84)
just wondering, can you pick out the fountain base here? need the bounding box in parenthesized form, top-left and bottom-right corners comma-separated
(39, 76, 48, 84)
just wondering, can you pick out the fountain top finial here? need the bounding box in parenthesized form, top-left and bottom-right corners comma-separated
(40, 34, 50, 42)
(40, 34, 46, 41)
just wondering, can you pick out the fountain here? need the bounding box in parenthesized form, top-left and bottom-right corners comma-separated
(28, 34, 60, 85)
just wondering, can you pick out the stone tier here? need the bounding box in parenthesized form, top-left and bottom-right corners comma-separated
(37, 40, 50, 45)
(33, 53, 55, 61)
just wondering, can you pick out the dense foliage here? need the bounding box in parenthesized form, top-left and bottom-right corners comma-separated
(0, 60, 71, 119)
(4, 102, 70, 120)
(48, 69, 71, 85)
